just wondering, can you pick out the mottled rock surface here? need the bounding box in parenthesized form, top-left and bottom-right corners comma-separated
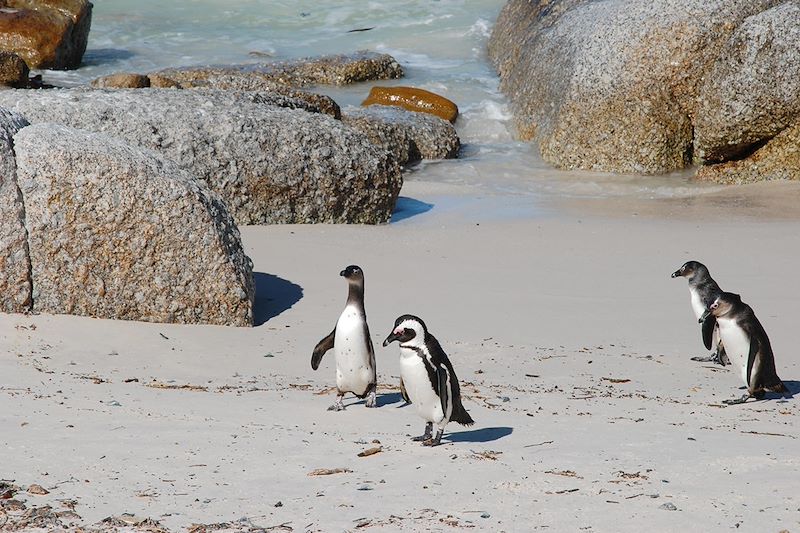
(156, 51, 403, 88)
(488, 0, 781, 174)
(91, 72, 150, 89)
(0, 107, 31, 313)
(0, 0, 93, 69)
(695, 2, 800, 163)
(342, 105, 460, 167)
(14, 123, 254, 326)
(696, 122, 800, 184)
(0, 51, 29, 87)
(362, 86, 459, 123)
(0, 89, 402, 224)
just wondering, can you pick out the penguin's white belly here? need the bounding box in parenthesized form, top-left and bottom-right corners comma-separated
(399, 349, 444, 424)
(717, 318, 750, 385)
(334, 306, 373, 395)
(689, 288, 705, 319)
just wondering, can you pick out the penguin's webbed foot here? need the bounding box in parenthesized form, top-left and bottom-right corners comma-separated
(412, 422, 433, 442)
(690, 354, 717, 363)
(722, 394, 751, 405)
(364, 390, 377, 408)
(327, 395, 345, 411)
(422, 429, 444, 447)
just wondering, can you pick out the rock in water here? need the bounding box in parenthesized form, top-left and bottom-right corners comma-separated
(488, 0, 782, 174)
(342, 105, 460, 167)
(694, 3, 800, 163)
(0, 0, 93, 69)
(0, 107, 31, 313)
(13, 123, 255, 326)
(361, 87, 459, 123)
(0, 89, 402, 224)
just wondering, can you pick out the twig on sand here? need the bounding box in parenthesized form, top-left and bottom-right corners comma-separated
(555, 488, 580, 494)
(741, 430, 796, 439)
(308, 468, 352, 476)
(602, 377, 631, 384)
(358, 446, 382, 457)
(524, 440, 554, 448)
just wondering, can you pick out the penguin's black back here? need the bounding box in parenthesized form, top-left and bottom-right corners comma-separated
(425, 332, 474, 426)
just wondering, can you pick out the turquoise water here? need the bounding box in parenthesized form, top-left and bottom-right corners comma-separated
(39, 0, 719, 204)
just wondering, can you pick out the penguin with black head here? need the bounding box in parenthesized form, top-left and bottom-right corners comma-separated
(311, 265, 377, 411)
(701, 292, 787, 405)
(383, 315, 473, 446)
(671, 260, 729, 365)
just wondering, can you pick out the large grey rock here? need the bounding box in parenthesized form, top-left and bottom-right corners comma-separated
(0, 0, 93, 69)
(0, 89, 402, 224)
(342, 105, 460, 167)
(0, 107, 31, 313)
(13, 123, 255, 326)
(695, 2, 800, 163)
(488, 0, 782, 174)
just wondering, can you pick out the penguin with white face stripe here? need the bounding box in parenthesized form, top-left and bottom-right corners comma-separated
(671, 260, 729, 365)
(700, 292, 787, 405)
(311, 265, 377, 411)
(383, 315, 473, 446)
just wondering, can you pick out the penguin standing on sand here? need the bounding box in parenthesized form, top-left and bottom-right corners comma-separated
(383, 315, 473, 446)
(671, 261, 729, 365)
(700, 292, 787, 404)
(311, 265, 377, 411)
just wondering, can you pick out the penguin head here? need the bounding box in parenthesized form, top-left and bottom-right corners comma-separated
(701, 292, 741, 321)
(340, 265, 364, 282)
(382, 314, 427, 347)
(671, 260, 708, 280)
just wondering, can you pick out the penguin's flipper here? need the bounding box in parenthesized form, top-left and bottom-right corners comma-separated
(701, 315, 716, 351)
(437, 365, 450, 416)
(311, 327, 336, 370)
(399, 378, 411, 404)
(746, 334, 759, 390)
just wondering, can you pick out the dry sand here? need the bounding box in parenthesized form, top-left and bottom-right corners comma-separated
(1, 179, 799, 532)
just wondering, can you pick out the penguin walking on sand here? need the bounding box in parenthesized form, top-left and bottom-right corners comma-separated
(383, 315, 473, 446)
(311, 265, 377, 411)
(671, 261, 729, 365)
(700, 292, 787, 405)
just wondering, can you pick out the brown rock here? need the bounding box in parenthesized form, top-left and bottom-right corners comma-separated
(0, 51, 29, 87)
(26, 484, 49, 495)
(0, 0, 93, 69)
(696, 122, 800, 184)
(90, 73, 150, 89)
(362, 86, 458, 123)
(147, 74, 181, 89)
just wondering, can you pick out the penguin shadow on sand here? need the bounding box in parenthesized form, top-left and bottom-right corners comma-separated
(253, 272, 304, 326)
(446, 426, 513, 444)
(759, 380, 799, 403)
(390, 197, 434, 223)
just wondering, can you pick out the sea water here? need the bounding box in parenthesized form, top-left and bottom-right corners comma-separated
(38, 0, 720, 212)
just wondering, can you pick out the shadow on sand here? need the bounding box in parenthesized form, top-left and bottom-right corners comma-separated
(775, 380, 799, 402)
(391, 197, 434, 223)
(253, 272, 303, 326)
(447, 426, 513, 443)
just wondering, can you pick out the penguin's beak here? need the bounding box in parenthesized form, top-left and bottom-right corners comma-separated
(382, 332, 399, 347)
(699, 308, 712, 323)
(670, 269, 681, 278)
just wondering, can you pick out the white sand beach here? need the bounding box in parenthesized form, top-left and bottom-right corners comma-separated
(2, 179, 798, 532)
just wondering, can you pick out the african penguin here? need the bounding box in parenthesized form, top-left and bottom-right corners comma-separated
(700, 292, 787, 405)
(311, 265, 377, 411)
(671, 261, 729, 366)
(383, 315, 474, 446)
